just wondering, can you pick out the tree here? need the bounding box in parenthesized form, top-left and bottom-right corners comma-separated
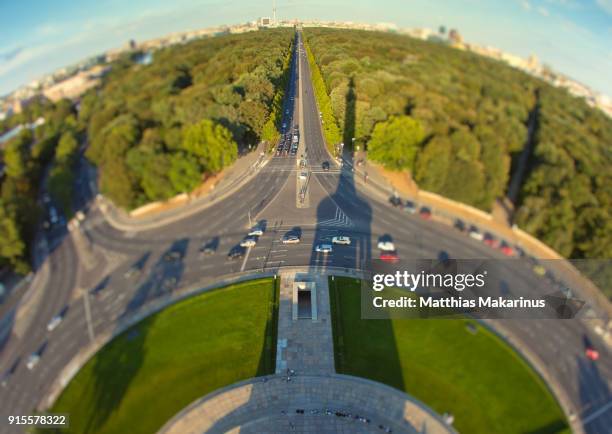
(169, 153, 202, 193)
(55, 131, 79, 164)
(181, 119, 237, 173)
(367, 116, 425, 171)
(0, 202, 28, 273)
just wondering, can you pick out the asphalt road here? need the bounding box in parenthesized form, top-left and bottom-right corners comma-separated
(0, 31, 610, 434)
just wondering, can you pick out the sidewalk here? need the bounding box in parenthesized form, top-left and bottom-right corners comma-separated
(97, 143, 270, 232)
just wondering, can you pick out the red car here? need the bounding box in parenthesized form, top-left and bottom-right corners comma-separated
(380, 251, 399, 263)
(499, 241, 514, 257)
(419, 207, 432, 220)
(585, 348, 600, 361)
(483, 232, 498, 248)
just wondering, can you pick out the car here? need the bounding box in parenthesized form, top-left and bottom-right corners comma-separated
(533, 264, 546, 276)
(163, 251, 183, 262)
(332, 236, 351, 245)
(26, 354, 41, 370)
(499, 241, 514, 256)
(322, 161, 330, 171)
(199, 240, 217, 255)
(468, 226, 484, 241)
(1, 358, 20, 388)
(389, 196, 402, 208)
(454, 219, 466, 232)
(228, 246, 246, 260)
(585, 347, 600, 361)
(315, 244, 333, 253)
(26, 343, 46, 371)
(162, 277, 177, 291)
(240, 237, 257, 248)
(483, 232, 498, 247)
(282, 234, 300, 244)
(419, 206, 432, 220)
(377, 241, 396, 251)
(124, 265, 141, 279)
(380, 251, 399, 263)
(403, 201, 417, 214)
(299, 172, 308, 180)
(47, 306, 68, 331)
(248, 227, 264, 236)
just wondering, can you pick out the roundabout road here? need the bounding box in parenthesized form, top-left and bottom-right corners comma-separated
(0, 31, 610, 434)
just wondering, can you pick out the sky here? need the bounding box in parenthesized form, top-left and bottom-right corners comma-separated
(0, 0, 611, 97)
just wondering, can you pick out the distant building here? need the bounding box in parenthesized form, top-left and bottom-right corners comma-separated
(259, 17, 272, 27)
(42, 65, 109, 102)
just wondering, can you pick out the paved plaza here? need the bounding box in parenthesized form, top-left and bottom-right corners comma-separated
(159, 270, 455, 434)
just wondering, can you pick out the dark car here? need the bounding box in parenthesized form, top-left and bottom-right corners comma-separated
(454, 219, 466, 232)
(389, 196, 402, 207)
(322, 161, 330, 171)
(227, 246, 246, 260)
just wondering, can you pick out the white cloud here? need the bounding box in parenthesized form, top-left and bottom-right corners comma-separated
(521, 0, 532, 11)
(538, 6, 550, 16)
(596, 0, 612, 15)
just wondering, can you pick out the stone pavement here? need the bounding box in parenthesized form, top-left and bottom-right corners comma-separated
(275, 271, 334, 375)
(159, 374, 455, 434)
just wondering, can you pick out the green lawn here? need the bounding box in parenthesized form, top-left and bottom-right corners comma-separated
(50, 278, 279, 434)
(329, 277, 569, 434)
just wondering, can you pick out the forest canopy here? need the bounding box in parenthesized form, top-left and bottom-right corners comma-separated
(84, 28, 294, 209)
(303, 28, 611, 259)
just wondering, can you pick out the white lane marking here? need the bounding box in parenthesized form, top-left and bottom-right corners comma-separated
(583, 399, 612, 425)
(240, 246, 252, 272)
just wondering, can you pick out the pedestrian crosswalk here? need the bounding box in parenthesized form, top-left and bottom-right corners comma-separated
(318, 207, 353, 228)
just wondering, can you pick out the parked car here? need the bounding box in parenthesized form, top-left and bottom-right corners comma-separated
(499, 241, 514, 256)
(315, 244, 333, 253)
(483, 232, 498, 247)
(322, 161, 330, 171)
(389, 196, 402, 208)
(468, 226, 484, 241)
(332, 236, 351, 245)
(419, 206, 432, 220)
(454, 219, 466, 232)
(403, 201, 417, 214)
(377, 241, 396, 251)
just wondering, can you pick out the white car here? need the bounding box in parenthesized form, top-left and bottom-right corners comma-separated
(315, 244, 333, 253)
(240, 237, 257, 248)
(26, 354, 41, 370)
(282, 234, 300, 244)
(377, 241, 396, 251)
(47, 306, 68, 331)
(332, 236, 351, 245)
(299, 172, 308, 180)
(47, 315, 63, 332)
(248, 228, 264, 236)
(468, 226, 484, 241)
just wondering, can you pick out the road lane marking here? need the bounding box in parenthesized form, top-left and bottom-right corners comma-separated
(240, 246, 252, 272)
(583, 399, 612, 425)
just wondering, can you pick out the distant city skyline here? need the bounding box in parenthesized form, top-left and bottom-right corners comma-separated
(1, 0, 611, 97)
